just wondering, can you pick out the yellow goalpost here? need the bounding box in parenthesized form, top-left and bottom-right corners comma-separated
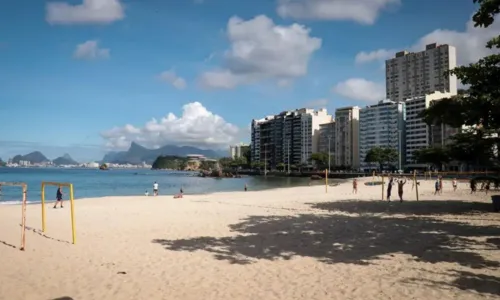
(0, 182, 28, 251)
(41, 181, 76, 245)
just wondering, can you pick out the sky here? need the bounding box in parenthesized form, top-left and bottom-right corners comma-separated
(0, 0, 498, 162)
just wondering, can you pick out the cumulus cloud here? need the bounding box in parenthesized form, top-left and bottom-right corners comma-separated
(332, 78, 385, 102)
(355, 17, 500, 65)
(73, 40, 109, 60)
(101, 102, 240, 150)
(277, 0, 400, 25)
(305, 98, 329, 108)
(159, 70, 187, 90)
(199, 15, 322, 89)
(46, 0, 124, 25)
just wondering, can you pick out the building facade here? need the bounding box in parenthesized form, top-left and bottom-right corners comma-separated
(250, 108, 332, 169)
(359, 100, 406, 171)
(386, 43, 458, 102)
(334, 106, 360, 169)
(405, 91, 454, 165)
(318, 121, 336, 167)
(229, 143, 250, 159)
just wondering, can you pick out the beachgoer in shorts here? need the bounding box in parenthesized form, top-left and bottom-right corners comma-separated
(145, 190, 149, 196)
(434, 180, 440, 195)
(387, 177, 393, 201)
(352, 179, 358, 194)
(452, 178, 457, 191)
(398, 179, 406, 202)
(54, 186, 63, 208)
(153, 182, 159, 196)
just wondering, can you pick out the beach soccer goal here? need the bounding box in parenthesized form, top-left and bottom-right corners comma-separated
(0, 182, 28, 251)
(41, 181, 76, 245)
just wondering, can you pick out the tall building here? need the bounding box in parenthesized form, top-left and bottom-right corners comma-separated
(334, 106, 360, 169)
(405, 91, 454, 165)
(318, 121, 336, 166)
(229, 143, 249, 159)
(359, 100, 406, 171)
(250, 108, 332, 169)
(386, 43, 458, 102)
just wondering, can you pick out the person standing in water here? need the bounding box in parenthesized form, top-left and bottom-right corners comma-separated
(244, 183, 248, 191)
(54, 186, 64, 208)
(397, 178, 406, 202)
(153, 181, 159, 196)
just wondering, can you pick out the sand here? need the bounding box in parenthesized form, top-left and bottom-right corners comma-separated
(1, 176, 499, 300)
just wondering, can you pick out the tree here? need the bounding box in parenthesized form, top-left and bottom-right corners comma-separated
(310, 152, 329, 169)
(419, 0, 500, 167)
(364, 147, 399, 170)
(412, 147, 451, 170)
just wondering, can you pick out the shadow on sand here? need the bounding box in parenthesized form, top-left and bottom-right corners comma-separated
(311, 199, 496, 216)
(153, 199, 500, 295)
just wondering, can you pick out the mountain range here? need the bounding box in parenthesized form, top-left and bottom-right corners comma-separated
(11, 151, 79, 165)
(101, 142, 225, 164)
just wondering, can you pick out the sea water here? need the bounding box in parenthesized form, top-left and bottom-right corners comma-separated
(0, 168, 315, 204)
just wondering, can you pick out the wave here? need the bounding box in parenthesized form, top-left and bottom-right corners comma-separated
(0, 200, 42, 205)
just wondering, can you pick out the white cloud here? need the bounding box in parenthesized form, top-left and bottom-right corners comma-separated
(46, 0, 124, 25)
(277, 0, 400, 25)
(159, 70, 187, 90)
(101, 102, 240, 150)
(73, 40, 109, 60)
(355, 49, 396, 64)
(305, 98, 328, 108)
(355, 17, 500, 65)
(332, 78, 385, 102)
(199, 15, 322, 89)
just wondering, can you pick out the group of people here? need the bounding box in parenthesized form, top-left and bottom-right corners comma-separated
(145, 182, 184, 198)
(386, 177, 408, 202)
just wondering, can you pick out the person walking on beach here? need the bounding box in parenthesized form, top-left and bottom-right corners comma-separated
(452, 178, 458, 191)
(434, 179, 440, 195)
(352, 179, 358, 194)
(470, 179, 477, 194)
(153, 181, 159, 196)
(397, 178, 406, 202)
(387, 177, 393, 201)
(54, 186, 64, 208)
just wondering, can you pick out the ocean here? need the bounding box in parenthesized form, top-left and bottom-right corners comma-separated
(0, 167, 316, 204)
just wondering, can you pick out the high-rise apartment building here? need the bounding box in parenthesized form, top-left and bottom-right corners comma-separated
(359, 100, 406, 171)
(386, 43, 458, 102)
(334, 106, 360, 169)
(405, 91, 454, 165)
(229, 143, 250, 159)
(319, 121, 336, 164)
(250, 108, 332, 169)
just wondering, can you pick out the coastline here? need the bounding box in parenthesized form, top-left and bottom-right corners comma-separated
(1, 177, 499, 300)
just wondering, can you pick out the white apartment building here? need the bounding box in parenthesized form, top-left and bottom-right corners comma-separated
(359, 100, 406, 171)
(229, 143, 249, 159)
(250, 108, 332, 168)
(405, 91, 454, 165)
(386, 43, 458, 102)
(335, 106, 360, 169)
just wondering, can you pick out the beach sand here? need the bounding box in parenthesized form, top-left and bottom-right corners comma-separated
(1, 177, 499, 300)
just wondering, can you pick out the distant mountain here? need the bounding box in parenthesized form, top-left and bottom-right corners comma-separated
(101, 142, 223, 164)
(53, 153, 79, 166)
(12, 151, 49, 164)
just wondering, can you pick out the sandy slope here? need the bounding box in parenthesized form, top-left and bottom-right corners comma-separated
(1, 177, 499, 300)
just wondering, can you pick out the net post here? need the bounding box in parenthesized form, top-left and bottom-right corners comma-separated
(69, 184, 76, 245)
(325, 169, 328, 193)
(414, 170, 419, 201)
(20, 184, 27, 251)
(41, 182, 46, 232)
(381, 174, 385, 201)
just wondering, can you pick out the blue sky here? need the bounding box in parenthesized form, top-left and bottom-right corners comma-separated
(0, 0, 492, 162)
